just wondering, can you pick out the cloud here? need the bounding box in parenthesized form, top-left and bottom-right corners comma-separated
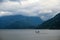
(0, 0, 3, 2)
(0, 11, 12, 16)
(10, 0, 20, 1)
(0, 1, 21, 11)
(0, 0, 60, 20)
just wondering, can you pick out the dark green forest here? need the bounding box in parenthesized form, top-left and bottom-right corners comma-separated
(37, 13, 60, 29)
(0, 15, 43, 29)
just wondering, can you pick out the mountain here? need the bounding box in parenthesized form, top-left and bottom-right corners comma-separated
(37, 13, 60, 29)
(0, 15, 43, 29)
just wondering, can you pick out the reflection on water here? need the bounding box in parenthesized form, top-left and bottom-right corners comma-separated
(0, 29, 60, 40)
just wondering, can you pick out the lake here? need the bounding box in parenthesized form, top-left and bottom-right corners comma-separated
(0, 29, 60, 40)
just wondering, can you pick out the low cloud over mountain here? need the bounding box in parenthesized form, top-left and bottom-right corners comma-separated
(0, 0, 60, 20)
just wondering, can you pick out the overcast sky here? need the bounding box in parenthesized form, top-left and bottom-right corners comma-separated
(0, 0, 60, 20)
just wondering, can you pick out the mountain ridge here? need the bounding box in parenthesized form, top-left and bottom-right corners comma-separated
(0, 15, 43, 29)
(37, 13, 60, 29)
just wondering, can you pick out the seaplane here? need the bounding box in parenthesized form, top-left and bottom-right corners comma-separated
(35, 30, 40, 33)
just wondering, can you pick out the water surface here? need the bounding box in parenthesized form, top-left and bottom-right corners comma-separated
(0, 29, 60, 40)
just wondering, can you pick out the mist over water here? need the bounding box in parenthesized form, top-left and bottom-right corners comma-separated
(0, 29, 60, 40)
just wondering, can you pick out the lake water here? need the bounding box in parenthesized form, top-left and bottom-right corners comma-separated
(0, 29, 60, 40)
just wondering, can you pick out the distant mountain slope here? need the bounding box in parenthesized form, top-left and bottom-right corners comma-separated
(0, 15, 43, 29)
(37, 13, 60, 29)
